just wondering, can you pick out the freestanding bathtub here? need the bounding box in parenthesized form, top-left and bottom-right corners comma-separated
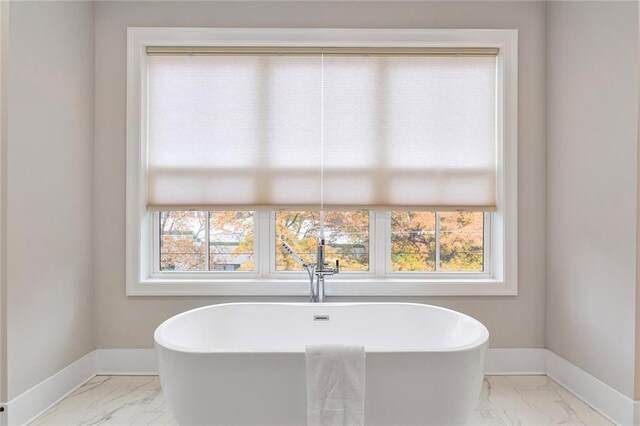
(155, 303, 488, 426)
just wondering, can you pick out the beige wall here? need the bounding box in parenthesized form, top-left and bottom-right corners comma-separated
(546, 1, 639, 399)
(6, 1, 95, 399)
(637, 0, 640, 402)
(0, 0, 7, 404)
(95, 1, 547, 349)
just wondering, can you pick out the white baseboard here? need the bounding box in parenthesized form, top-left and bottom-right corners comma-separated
(546, 351, 635, 425)
(3, 348, 638, 426)
(5, 352, 96, 426)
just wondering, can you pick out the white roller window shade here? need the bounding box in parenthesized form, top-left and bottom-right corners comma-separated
(147, 50, 497, 211)
(147, 54, 322, 210)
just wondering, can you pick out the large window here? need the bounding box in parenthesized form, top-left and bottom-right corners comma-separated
(154, 210, 488, 277)
(127, 28, 518, 296)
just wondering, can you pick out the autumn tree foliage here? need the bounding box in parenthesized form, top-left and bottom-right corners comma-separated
(391, 211, 483, 272)
(160, 211, 253, 271)
(160, 210, 483, 273)
(439, 212, 484, 272)
(275, 211, 370, 271)
(391, 211, 437, 271)
(160, 211, 207, 271)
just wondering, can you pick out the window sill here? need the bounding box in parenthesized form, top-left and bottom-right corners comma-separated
(127, 278, 517, 297)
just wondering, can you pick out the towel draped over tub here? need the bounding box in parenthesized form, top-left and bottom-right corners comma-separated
(305, 344, 366, 426)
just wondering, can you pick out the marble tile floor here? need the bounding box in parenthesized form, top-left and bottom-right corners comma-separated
(30, 375, 612, 426)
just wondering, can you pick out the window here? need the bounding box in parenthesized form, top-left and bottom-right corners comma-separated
(127, 28, 517, 296)
(155, 210, 488, 277)
(274, 211, 370, 272)
(390, 212, 486, 272)
(159, 211, 255, 272)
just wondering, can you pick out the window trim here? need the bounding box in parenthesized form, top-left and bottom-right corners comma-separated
(126, 27, 518, 296)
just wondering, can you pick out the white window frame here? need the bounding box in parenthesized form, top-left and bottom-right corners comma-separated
(151, 211, 263, 278)
(126, 27, 518, 297)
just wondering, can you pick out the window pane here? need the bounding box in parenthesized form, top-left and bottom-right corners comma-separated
(209, 211, 255, 271)
(324, 211, 370, 272)
(439, 212, 484, 272)
(275, 211, 320, 271)
(275, 211, 370, 272)
(391, 212, 436, 272)
(160, 211, 206, 271)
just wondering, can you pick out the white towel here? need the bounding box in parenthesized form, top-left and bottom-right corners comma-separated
(305, 344, 366, 426)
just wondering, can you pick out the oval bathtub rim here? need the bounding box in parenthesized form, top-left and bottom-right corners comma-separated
(154, 302, 490, 355)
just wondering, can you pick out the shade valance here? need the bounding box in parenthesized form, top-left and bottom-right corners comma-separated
(146, 49, 497, 211)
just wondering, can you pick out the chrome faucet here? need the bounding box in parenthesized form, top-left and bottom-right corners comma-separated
(281, 239, 339, 303)
(313, 239, 339, 302)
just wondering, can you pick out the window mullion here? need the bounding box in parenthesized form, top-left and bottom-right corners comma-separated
(204, 211, 211, 271)
(483, 212, 491, 274)
(435, 212, 441, 272)
(258, 210, 271, 278)
(375, 211, 389, 277)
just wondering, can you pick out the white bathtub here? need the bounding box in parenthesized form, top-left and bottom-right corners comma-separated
(155, 302, 489, 426)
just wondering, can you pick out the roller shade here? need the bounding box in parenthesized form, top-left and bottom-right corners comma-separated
(146, 48, 497, 211)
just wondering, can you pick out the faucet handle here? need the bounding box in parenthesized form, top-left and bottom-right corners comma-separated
(335, 259, 340, 274)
